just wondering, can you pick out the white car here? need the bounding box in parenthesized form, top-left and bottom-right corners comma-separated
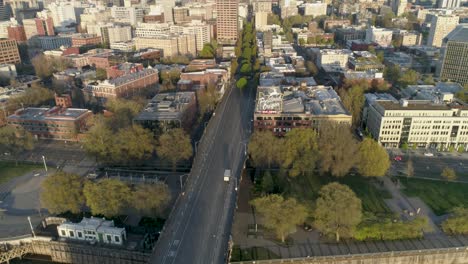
(424, 152, 434, 157)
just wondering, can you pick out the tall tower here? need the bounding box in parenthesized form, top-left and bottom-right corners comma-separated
(427, 14, 459, 47)
(216, 0, 238, 45)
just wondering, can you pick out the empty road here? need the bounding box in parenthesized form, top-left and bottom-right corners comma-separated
(150, 83, 256, 264)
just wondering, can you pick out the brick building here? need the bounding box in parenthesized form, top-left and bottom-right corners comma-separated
(7, 107, 93, 141)
(55, 93, 72, 108)
(106, 63, 144, 79)
(71, 34, 102, 47)
(84, 67, 159, 101)
(7, 25, 27, 42)
(179, 69, 228, 88)
(0, 39, 21, 64)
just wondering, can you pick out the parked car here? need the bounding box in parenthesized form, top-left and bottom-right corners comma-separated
(394, 156, 402, 161)
(424, 152, 434, 157)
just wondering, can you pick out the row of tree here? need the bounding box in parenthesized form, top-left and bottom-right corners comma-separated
(40, 172, 171, 218)
(248, 124, 390, 178)
(235, 21, 259, 89)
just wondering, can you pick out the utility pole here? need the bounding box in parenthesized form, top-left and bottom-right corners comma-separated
(41, 156, 47, 172)
(27, 216, 36, 238)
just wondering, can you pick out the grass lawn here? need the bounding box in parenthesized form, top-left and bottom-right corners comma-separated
(0, 161, 43, 185)
(399, 177, 468, 216)
(263, 170, 393, 217)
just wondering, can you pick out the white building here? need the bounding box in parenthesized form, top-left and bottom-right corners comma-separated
(110, 41, 135, 52)
(108, 25, 132, 44)
(427, 14, 459, 48)
(303, 2, 327, 17)
(365, 27, 393, 47)
(316, 49, 352, 68)
(47, 1, 77, 32)
(57, 217, 126, 246)
(111, 6, 144, 26)
(363, 92, 468, 150)
(0, 64, 17, 79)
(255, 12, 268, 31)
(437, 0, 461, 8)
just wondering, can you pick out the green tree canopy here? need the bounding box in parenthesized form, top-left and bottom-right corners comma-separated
(197, 83, 218, 116)
(251, 194, 308, 243)
(132, 183, 171, 217)
(40, 172, 85, 214)
(305, 61, 318, 76)
(441, 167, 457, 181)
(82, 116, 115, 163)
(282, 129, 319, 177)
(357, 138, 390, 177)
(199, 43, 215, 58)
(384, 65, 401, 85)
(113, 125, 155, 164)
(398, 69, 420, 88)
(240, 63, 252, 75)
(83, 179, 131, 218)
(105, 98, 145, 131)
(157, 128, 192, 171)
(248, 130, 280, 168)
(314, 182, 362, 242)
(339, 85, 365, 127)
(318, 122, 359, 177)
(442, 207, 468, 235)
(0, 126, 34, 164)
(236, 77, 248, 89)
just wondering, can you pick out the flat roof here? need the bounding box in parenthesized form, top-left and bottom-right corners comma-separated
(134, 92, 195, 121)
(8, 107, 90, 121)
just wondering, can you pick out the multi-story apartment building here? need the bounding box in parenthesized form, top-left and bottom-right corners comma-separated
(31, 35, 72, 50)
(111, 6, 144, 26)
(173, 6, 189, 24)
(302, 2, 327, 17)
(22, 17, 54, 39)
(134, 34, 196, 57)
(171, 22, 212, 53)
(107, 25, 132, 44)
(0, 39, 20, 64)
(313, 49, 352, 68)
(6, 106, 93, 141)
(427, 14, 459, 48)
(440, 24, 468, 86)
(365, 26, 393, 47)
(253, 0, 272, 12)
(110, 41, 134, 52)
(83, 67, 159, 101)
(363, 93, 468, 150)
(216, 0, 238, 45)
(47, 1, 76, 32)
(7, 25, 27, 42)
(335, 27, 366, 45)
(437, 0, 460, 8)
(106, 62, 143, 79)
(254, 85, 352, 135)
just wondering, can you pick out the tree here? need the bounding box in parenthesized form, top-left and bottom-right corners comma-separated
(407, 159, 414, 177)
(199, 43, 215, 58)
(197, 83, 218, 116)
(384, 65, 401, 85)
(376, 51, 385, 63)
(282, 129, 319, 177)
(318, 123, 359, 177)
(423, 75, 435, 85)
(157, 128, 192, 171)
(442, 207, 468, 235)
(455, 84, 468, 103)
(261, 171, 275, 194)
(82, 116, 115, 163)
(398, 69, 420, 88)
(314, 182, 362, 242)
(305, 61, 318, 76)
(0, 126, 34, 165)
(32, 54, 54, 79)
(105, 99, 145, 131)
(236, 77, 248, 89)
(441, 167, 457, 182)
(250, 195, 308, 243)
(83, 179, 131, 217)
(339, 85, 365, 127)
(357, 138, 390, 177)
(248, 130, 280, 168)
(40, 172, 85, 214)
(298, 38, 305, 46)
(132, 183, 171, 217)
(240, 63, 252, 75)
(95, 68, 107, 80)
(113, 125, 155, 164)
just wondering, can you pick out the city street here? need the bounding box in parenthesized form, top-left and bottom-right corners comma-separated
(150, 83, 256, 264)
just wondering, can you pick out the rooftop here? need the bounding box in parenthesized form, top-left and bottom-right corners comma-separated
(134, 92, 195, 121)
(8, 107, 90, 121)
(445, 24, 468, 43)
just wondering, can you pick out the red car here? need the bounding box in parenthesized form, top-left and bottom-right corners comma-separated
(394, 156, 402, 161)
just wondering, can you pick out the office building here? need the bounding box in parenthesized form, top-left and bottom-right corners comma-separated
(254, 85, 352, 135)
(111, 6, 144, 26)
(22, 17, 54, 39)
(110, 41, 134, 51)
(7, 24, 26, 42)
(255, 12, 268, 31)
(440, 25, 468, 86)
(71, 34, 101, 47)
(47, 1, 76, 31)
(216, 0, 238, 45)
(363, 92, 468, 150)
(134, 34, 196, 57)
(7, 106, 92, 141)
(107, 25, 132, 44)
(302, 2, 327, 17)
(314, 49, 352, 68)
(32, 35, 72, 50)
(437, 0, 460, 8)
(427, 14, 459, 47)
(253, 0, 272, 12)
(0, 39, 20, 64)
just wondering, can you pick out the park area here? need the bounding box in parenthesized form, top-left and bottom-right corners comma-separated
(398, 176, 468, 216)
(0, 161, 43, 185)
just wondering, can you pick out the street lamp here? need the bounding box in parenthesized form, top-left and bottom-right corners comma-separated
(195, 141, 200, 153)
(41, 155, 48, 172)
(27, 216, 36, 238)
(232, 177, 238, 191)
(180, 174, 188, 190)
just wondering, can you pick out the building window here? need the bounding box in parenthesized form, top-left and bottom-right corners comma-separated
(115, 236, 120, 243)
(78, 232, 83, 238)
(69, 231, 74, 237)
(61, 230, 66, 236)
(107, 235, 112, 242)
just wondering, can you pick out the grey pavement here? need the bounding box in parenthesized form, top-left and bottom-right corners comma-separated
(0, 170, 53, 240)
(150, 83, 256, 264)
